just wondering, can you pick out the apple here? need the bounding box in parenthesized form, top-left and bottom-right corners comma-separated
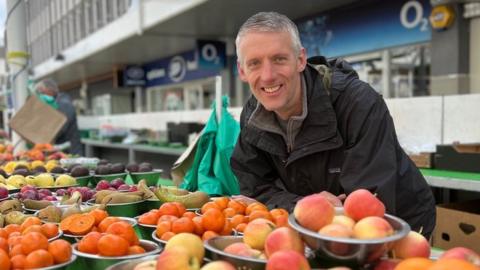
(352, 216, 393, 239)
(266, 250, 311, 270)
(294, 193, 334, 231)
(243, 218, 276, 250)
(110, 178, 125, 189)
(96, 180, 110, 190)
(318, 223, 353, 256)
(133, 260, 156, 270)
(200, 261, 236, 270)
(20, 185, 36, 193)
(117, 184, 131, 191)
(224, 242, 257, 258)
(0, 187, 8, 199)
(343, 189, 385, 221)
(164, 233, 205, 263)
(156, 246, 200, 270)
(331, 215, 356, 230)
(264, 227, 305, 258)
(391, 231, 430, 259)
(439, 247, 480, 266)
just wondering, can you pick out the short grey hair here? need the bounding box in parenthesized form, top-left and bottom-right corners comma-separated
(235, 12, 302, 64)
(35, 78, 59, 95)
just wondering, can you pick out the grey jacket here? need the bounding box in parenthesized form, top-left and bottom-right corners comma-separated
(56, 93, 83, 156)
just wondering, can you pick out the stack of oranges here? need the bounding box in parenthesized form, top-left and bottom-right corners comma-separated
(0, 217, 72, 269)
(136, 197, 290, 243)
(77, 219, 145, 257)
(60, 208, 109, 236)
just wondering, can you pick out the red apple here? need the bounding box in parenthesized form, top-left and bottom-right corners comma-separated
(243, 218, 276, 250)
(294, 193, 334, 231)
(343, 189, 385, 221)
(264, 227, 305, 258)
(373, 258, 400, 270)
(266, 250, 311, 270)
(223, 242, 257, 258)
(391, 231, 430, 259)
(318, 223, 353, 255)
(331, 215, 356, 230)
(352, 216, 393, 239)
(156, 246, 200, 270)
(439, 247, 480, 266)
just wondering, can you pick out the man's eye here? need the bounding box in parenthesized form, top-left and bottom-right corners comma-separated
(274, 57, 287, 63)
(247, 61, 259, 68)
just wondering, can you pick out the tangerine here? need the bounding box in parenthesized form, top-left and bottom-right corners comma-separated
(41, 223, 59, 239)
(158, 202, 180, 217)
(10, 254, 27, 269)
(77, 231, 102, 254)
(201, 201, 222, 214)
(9, 244, 24, 257)
(222, 207, 236, 218)
(21, 224, 43, 235)
(202, 230, 219, 241)
(219, 219, 233, 236)
(227, 199, 247, 215)
(3, 224, 21, 236)
(128, 245, 146, 255)
(97, 216, 120, 233)
(105, 221, 139, 245)
(88, 209, 109, 226)
(192, 216, 205, 236)
(182, 211, 197, 220)
(0, 237, 7, 252)
(171, 217, 195, 234)
(213, 197, 230, 210)
(172, 202, 187, 216)
(235, 223, 247, 233)
(248, 210, 273, 222)
(97, 234, 129, 257)
(157, 215, 178, 223)
(245, 202, 268, 216)
(138, 212, 158, 225)
(0, 249, 10, 270)
(21, 232, 49, 254)
(395, 257, 434, 270)
(24, 249, 54, 269)
(202, 208, 225, 233)
(230, 214, 247, 228)
(160, 231, 175, 241)
(20, 217, 42, 233)
(48, 239, 72, 263)
(7, 234, 22, 248)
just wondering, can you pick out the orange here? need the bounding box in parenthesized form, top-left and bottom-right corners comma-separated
(3, 224, 21, 236)
(41, 223, 59, 239)
(158, 203, 181, 217)
(227, 199, 247, 215)
(172, 202, 187, 216)
(20, 217, 42, 233)
(88, 209, 109, 226)
(156, 220, 172, 238)
(21, 224, 43, 235)
(128, 245, 146, 255)
(97, 234, 129, 257)
(0, 237, 7, 252)
(59, 213, 83, 233)
(248, 210, 273, 222)
(10, 254, 27, 269)
(9, 244, 24, 257)
(160, 231, 175, 241)
(429, 258, 479, 270)
(202, 208, 226, 233)
(105, 221, 139, 245)
(21, 232, 49, 254)
(395, 257, 434, 270)
(25, 249, 54, 268)
(219, 219, 233, 236)
(0, 229, 7, 239)
(48, 239, 72, 263)
(0, 249, 10, 270)
(77, 231, 102, 254)
(138, 212, 158, 225)
(202, 230, 219, 241)
(230, 214, 247, 228)
(192, 216, 205, 236)
(245, 202, 268, 216)
(213, 197, 230, 210)
(273, 214, 290, 227)
(222, 207, 236, 218)
(270, 208, 289, 219)
(171, 217, 195, 234)
(182, 211, 197, 220)
(157, 215, 179, 223)
(7, 233, 22, 248)
(235, 223, 247, 233)
(97, 216, 120, 233)
(201, 201, 222, 214)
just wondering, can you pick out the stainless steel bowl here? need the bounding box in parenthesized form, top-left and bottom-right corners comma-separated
(106, 255, 158, 270)
(38, 254, 77, 270)
(204, 235, 267, 270)
(288, 210, 410, 267)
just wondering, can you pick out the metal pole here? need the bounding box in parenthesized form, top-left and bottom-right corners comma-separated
(6, 0, 29, 153)
(215, 75, 222, 122)
(382, 49, 391, 98)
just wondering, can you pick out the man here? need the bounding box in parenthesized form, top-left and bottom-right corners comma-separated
(231, 12, 436, 238)
(36, 78, 84, 156)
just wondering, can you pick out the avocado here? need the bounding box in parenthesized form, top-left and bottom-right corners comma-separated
(110, 163, 126, 174)
(50, 166, 65, 174)
(12, 168, 31, 176)
(95, 164, 111, 175)
(126, 163, 139, 173)
(138, 162, 153, 172)
(70, 166, 89, 177)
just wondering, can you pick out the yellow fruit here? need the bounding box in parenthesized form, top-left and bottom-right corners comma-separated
(6, 175, 27, 188)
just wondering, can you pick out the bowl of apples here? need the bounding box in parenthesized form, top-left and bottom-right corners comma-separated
(288, 190, 410, 268)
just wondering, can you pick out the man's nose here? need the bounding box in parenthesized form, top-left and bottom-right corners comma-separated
(260, 62, 275, 82)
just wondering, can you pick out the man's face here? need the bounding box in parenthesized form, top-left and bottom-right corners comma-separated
(237, 31, 307, 119)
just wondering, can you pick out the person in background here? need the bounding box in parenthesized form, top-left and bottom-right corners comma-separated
(230, 11, 436, 238)
(35, 78, 84, 156)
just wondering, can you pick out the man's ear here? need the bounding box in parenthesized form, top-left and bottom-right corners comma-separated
(237, 61, 248, 82)
(297, 48, 307, 72)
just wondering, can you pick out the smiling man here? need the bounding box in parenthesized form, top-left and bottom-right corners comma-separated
(230, 12, 436, 238)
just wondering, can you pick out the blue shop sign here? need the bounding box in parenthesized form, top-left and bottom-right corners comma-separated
(144, 40, 226, 87)
(298, 0, 432, 57)
(123, 65, 146, 86)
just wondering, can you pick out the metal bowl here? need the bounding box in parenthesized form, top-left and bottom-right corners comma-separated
(105, 254, 158, 270)
(151, 230, 167, 247)
(204, 235, 267, 270)
(288, 209, 410, 267)
(135, 216, 156, 241)
(72, 239, 161, 270)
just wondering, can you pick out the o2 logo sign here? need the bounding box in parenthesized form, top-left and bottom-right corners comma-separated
(400, 1, 429, 32)
(201, 43, 220, 65)
(168, 56, 187, 83)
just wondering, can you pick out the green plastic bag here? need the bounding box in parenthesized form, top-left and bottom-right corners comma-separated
(180, 96, 240, 196)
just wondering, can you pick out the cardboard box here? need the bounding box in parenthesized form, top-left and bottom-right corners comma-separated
(432, 200, 480, 253)
(9, 95, 67, 144)
(435, 145, 480, 173)
(408, 152, 433, 168)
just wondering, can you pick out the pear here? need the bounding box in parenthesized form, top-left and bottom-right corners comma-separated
(55, 174, 76, 186)
(61, 203, 82, 220)
(34, 173, 55, 187)
(0, 199, 22, 214)
(5, 211, 28, 225)
(0, 214, 4, 227)
(6, 175, 26, 188)
(61, 191, 82, 205)
(37, 205, 62, 223)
